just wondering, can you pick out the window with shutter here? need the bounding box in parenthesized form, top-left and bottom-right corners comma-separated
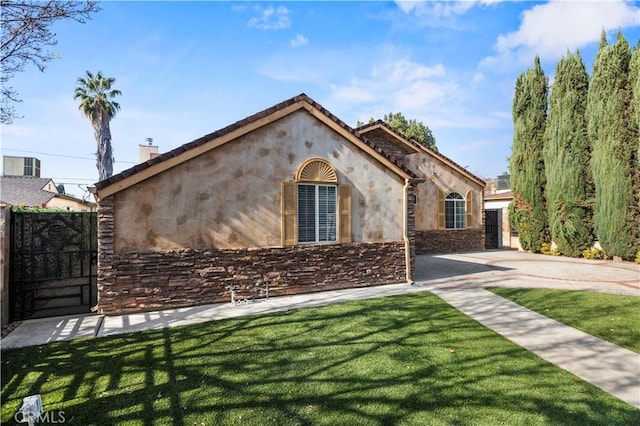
(298, 184, 337, 243)
(281, 182, 297, 246)
(445, 192, 466, 229)
(338, 184, 352, 243)
(437, 189, 445, 229)
(282, 158, 351, 246)
(466, 190, 474, 228)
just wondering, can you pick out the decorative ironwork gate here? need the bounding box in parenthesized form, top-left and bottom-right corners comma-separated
(9, 211, 97, 320)
(485, 209, 499, 249)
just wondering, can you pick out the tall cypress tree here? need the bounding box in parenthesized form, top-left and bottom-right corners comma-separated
(629, 43, 640, 251)
(587, 32, 638, 258)
(544, 51, 593, 257)
(509, 57, 549, 252)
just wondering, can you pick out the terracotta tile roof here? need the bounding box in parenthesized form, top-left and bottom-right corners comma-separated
(355, 120, 486, 187)
(95, 94, 419, 191)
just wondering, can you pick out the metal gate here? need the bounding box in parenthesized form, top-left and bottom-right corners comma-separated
(9, 211, 97, 320)
(485, 209, 499, 249)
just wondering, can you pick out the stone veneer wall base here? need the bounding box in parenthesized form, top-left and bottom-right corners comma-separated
(98, 241, 406, 315)
(415, 229, 484, 254)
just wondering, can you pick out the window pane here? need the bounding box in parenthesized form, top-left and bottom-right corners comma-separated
(24, 157, 33, 176)
(298, 185, 316, 243)
(445, 200, 455, 229)
(318, 186, 336, 241)
(445, 193, 465, 229)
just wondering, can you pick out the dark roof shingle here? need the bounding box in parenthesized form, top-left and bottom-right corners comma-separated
(0, 176, 56, 206)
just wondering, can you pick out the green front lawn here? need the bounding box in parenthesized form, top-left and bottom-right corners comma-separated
(489, 288, 640, 353)
(2, 293, 638, 425)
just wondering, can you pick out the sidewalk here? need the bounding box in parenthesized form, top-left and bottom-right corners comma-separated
(428, 285, 640, 409)
(2, 252, 639, 409)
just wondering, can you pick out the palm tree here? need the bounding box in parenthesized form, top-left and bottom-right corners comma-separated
(74, 71, 121, 181)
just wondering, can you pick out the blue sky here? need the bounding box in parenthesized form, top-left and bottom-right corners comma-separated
(2, 1, 639, 198)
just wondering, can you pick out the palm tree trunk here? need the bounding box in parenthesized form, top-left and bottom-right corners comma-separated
(93, 111, 114, 181)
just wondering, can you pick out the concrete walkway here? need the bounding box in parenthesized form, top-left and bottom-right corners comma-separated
(2, 251, 639, 408)
(428, 286, 640, 409)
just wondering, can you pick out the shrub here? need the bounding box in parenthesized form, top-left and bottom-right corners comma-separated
(540, 243, 560, 256)
(582, 247, 605, 260)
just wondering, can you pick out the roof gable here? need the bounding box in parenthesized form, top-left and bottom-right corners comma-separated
(95, 94, 421, 198)
(356, 120, 423, 156)
(0, 176, 57, 206)
(357, 120, 486, 187)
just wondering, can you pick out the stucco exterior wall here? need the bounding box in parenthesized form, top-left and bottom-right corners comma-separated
(46, 196, 95, 212)
(112, 110, 405, 252)
(404, 153, 484, 231)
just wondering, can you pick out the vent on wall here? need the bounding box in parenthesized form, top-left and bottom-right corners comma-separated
(296, 158, 338, 183)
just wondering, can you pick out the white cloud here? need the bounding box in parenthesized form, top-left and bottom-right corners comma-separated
(290, 34, 308, 48)
(482, 0, 640, 67)
(330, 59, 458, 116)
(256, 47, 509, 131)
(472, 72, 484, 83)
(389, 61, 445, 83)
(395, 0, 503, 17)
(247, 5, 290, 30)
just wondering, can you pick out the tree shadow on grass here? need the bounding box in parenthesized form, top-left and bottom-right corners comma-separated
(2, 294, 639, 425)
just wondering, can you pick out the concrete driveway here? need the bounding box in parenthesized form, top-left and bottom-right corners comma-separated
(414, 250, 639, 296)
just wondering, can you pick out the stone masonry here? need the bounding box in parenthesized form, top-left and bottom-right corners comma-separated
(98, 195, 406, 315)
(98, 242, 406, 315)
(415, 229, 484, 254)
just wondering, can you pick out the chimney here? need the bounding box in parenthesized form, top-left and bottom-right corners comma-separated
(138, 138, 159, 163)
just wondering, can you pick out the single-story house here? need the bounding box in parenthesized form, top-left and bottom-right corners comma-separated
(0, 176, 96, 212)
(93, 94, 485, 315)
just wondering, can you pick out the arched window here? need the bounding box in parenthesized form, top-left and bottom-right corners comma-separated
(282, 158, 351, 245)
(445, 192, 466, 229)
(296, 159, 338, 243)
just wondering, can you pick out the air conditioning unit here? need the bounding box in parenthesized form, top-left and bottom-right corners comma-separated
(2, 156, 41, 177)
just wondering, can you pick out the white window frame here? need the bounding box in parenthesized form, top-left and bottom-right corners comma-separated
(445, 192, 466, 230)
(297, 183, 337, 244)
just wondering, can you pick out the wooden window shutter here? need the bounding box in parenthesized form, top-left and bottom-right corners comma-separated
(281, 182, 297, 246)
(338, 184, 352, 243)
(437, 189, 445, 230)
(466, 190, 474, 229)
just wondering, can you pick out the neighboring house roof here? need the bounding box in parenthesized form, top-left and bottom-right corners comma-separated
(0, 176, 96, 208)
(484, 190, 513, 201)
(95, 94, 424, 198)
(0, 176, 58, 206)
(356, 120, 487, 187)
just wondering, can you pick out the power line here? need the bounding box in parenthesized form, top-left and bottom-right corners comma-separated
(1, 148, 137, 164)
(50, 177, 96, 181)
